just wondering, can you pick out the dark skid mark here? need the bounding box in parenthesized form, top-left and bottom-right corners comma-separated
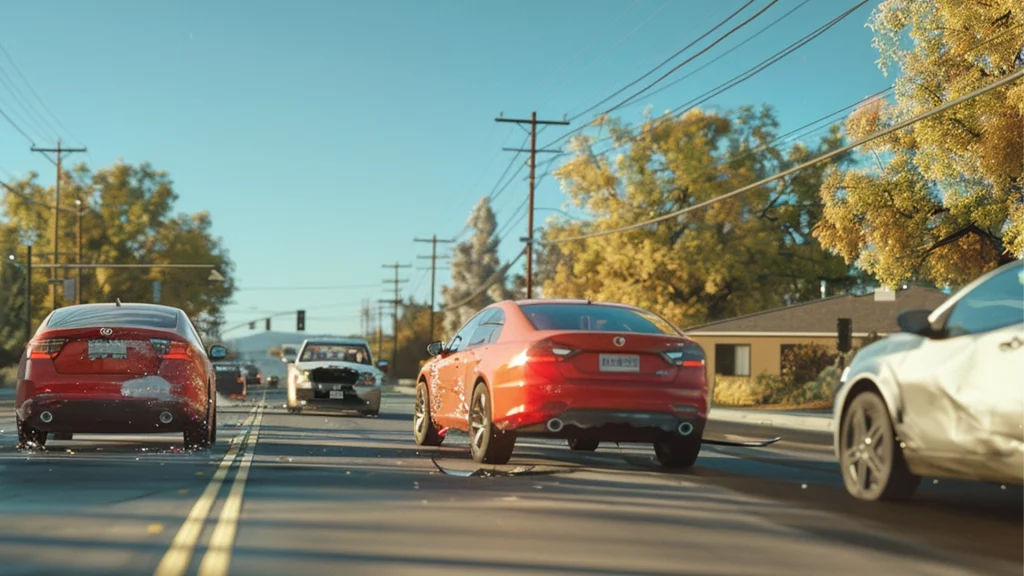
(704, 436, 783, 448)
(430, 455, 573, 478)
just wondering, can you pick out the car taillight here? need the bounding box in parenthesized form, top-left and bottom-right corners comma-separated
(663, 343, 705, 367)
(236, 376, 244, 384)
(151, 339, 192, 360)
(29, 339, 67, 359)
(521, 340, 578, 363)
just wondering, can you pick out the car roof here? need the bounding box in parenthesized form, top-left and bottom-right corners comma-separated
(301, 337, 370, 346)
(512, 299, 639, 310)
(55, 302, 185, 315)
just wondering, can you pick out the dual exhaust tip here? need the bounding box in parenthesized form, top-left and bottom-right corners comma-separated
(39, 411, 174, 425)
(545, 417, 695, 436)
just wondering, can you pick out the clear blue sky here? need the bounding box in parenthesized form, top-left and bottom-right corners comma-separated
(0, 0, 890, 338)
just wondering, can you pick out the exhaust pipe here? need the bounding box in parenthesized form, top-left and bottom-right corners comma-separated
(678, 421, 694, 436)
(546, 418, 564, 433)
(159, 411, 174, 424)
(39, 411, 53, 424)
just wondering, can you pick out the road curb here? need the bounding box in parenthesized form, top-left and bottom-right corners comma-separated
(709, 407, 834, 434)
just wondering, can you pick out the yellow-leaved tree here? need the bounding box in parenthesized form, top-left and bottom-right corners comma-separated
(537, 105, 855, 329)
(814, 0, 1023, 288)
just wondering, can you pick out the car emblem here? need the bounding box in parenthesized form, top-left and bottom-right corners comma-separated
(100, 328, 113, 336)
(614, 336, 626, 347)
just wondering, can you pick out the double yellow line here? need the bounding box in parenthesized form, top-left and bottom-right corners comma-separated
(154, 394, 266, 576)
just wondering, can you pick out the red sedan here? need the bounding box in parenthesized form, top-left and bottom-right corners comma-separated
(14, 302, 224, 450)
(414, 300, 708, 467)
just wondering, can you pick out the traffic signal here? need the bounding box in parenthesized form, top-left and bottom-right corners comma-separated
(297, 310, 305, 331)
(265, 318, 271, 331)
(837, 318, 853, 353)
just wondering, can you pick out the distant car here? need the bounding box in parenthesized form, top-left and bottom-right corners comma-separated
(14, 302, 223, 450)
(414, 300, 708, 467)
(281, 345, 299, 364)
(266, 375, 280, 388)
(243, 364, 262, 387)
(286, 337, 386, 416)
(833, 259, 1024, 501)
(213, 362, 247, 399)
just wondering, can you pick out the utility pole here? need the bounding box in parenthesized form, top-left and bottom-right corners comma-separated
(75, 199, 83, 304)
(495, 113, 569, 299)
(24, 245, 32, 342)
(376, 305, 383, 362)
(380, 262, 410, 373)
(414, 235, 455, 343)
(31, 140, 87, 310)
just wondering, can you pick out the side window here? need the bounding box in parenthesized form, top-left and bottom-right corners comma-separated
(945, 264, 1024, 337)
(448, 311, 487, 353)
(468, 309, 505, 349)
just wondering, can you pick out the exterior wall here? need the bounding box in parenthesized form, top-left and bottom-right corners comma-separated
(687, 334, 865, 402)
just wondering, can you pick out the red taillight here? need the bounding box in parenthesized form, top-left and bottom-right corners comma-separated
(663, 343, 706, 367)
(151, 338, 192, 360)
(682, 360, 705, 368)
(524, 340, 578, 363)
(29, 339, 67, 359)
(236, 376, 244, 384)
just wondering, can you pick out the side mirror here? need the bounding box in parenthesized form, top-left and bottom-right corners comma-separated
(897, 309, 938, 337)
(376, 360, 389, 372)
(209, 345, 228, 360)
(426, 341, 444, 357)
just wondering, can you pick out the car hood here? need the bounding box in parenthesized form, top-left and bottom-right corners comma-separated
(295, 359, 382, 378)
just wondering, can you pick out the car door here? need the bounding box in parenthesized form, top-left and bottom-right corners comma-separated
(457, 309, 505, 420)
(432, 311, 487, 426)
(896, 262, 1024, 471)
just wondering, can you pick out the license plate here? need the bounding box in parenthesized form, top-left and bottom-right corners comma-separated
(88, 340, 127, 360)
(329, 391, 346, 399)
(599, 354, 640, 373)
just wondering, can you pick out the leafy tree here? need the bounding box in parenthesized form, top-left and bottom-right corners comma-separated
(537, 106, 855, 329)
(814, 0, 1023, 288)
(0, 160, 235, 358)
(440, 197, 508, 336)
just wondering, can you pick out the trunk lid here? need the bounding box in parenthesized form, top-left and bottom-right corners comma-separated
(43, 327, 175, 376)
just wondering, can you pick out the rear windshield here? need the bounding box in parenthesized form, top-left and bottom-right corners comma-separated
(520, 304, 681, 335)
(47, 306, 180, 330)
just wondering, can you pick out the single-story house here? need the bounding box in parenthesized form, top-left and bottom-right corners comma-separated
(684, 286, 951, 392)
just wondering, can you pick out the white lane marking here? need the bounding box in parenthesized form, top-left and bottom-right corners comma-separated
(152, 404, 258, 576)
(196, 402, 265, 576)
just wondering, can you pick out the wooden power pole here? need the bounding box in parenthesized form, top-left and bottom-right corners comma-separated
(31, 140, 87, 310)
(414, 235, 455, 343)
(495, 113, 568, 298)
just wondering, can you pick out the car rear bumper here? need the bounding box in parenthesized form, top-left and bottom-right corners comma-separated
(512, 408, 706, 442)
(16, 394, 203, 434)
(288, 386, 381, 411)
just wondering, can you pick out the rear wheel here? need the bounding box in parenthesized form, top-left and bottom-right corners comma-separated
(413, 381, 444, 446)
(209, 393, 218, 445)
(654, 436, 702, 469)
(184, 400, 214, 450)
(568, 438, 599, 452)
(469, 383, 515, 464)
(16, 415, 47, 449)
(839, 390, 919, 501)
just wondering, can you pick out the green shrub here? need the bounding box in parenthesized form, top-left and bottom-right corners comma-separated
(712, 375, 761, 407)
(0, 364, 18, 388)
(781, 343, 837, 387)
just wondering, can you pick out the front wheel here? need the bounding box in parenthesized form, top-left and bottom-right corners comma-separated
(468, 383, 515, 465)
(839, 390, 919, 501)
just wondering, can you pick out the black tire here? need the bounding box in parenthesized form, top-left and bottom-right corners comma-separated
(209, 393, 218, 445)
(568, 438, 599, 452)
(184, 404, 213, 450)
(839, 390, 920, 501)
(413, 380, 444, 446)
(16, 415, 47, 449)
(468, 383, 515, 465)
(653, 436, 702, 469)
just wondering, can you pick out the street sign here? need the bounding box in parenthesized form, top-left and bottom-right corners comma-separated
(63, 279, 75, 302)
(153, 280, 162, 303)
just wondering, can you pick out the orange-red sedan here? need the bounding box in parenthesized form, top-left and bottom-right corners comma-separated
(414, 300, 708, 467)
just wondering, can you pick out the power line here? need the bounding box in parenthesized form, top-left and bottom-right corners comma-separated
(0, 39, 82, 145)
(546, 0, 872, 154)
(568, 0, 761, 123)
(234, 283, 380, 292)
(541, 68, 1024, 245)
(0, 103, 35, 143)
(641, 0, 812, 103)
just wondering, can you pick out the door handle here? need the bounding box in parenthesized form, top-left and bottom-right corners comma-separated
(999, 336, 1023, 351)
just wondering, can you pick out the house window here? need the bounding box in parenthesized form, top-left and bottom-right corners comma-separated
(715, 344, 751, 377)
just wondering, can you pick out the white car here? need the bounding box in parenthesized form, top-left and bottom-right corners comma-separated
(833, 259, 1024, 501)
(285, 337, 388, 416)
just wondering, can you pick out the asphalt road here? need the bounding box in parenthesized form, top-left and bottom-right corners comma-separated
(0, 387, 1020, 576)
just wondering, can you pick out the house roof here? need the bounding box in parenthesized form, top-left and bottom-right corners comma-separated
(685, 286, 950, 335)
